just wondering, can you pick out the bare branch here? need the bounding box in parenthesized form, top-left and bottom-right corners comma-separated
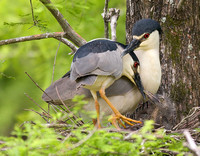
(25, 72, 55, 103)
(69, 128, 96, 150)
(44, 123, 72, 128)
(109, 8, 120, 41)
(101, 4, 120, 41)
(0, 31, 78, 52)
(0, 32, 64, 46)
(39, 0, 86, 47)
(184, 130, 200, 156)
(55, 86, 83, 126)
(29, 0, 37, 26)
(24, 109, 49, 122)
(52, 42, 60, 84)
(102, 0, 109, 38)
(173, 107, 200, 130)
(54, 37, 78, 53)
(24, 93, 51, 118)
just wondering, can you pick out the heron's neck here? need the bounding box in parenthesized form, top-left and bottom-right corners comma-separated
(134, 47, 161, 94)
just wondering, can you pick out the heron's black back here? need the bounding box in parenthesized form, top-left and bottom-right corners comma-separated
(73, 40, 126, 62)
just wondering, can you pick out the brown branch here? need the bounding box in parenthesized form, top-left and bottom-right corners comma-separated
(39, 0, 86, 47)
(55, 86, 83, 126)
(24, 93, 51, 118)
(173, 107, 200, 130)
(69, 128, 96, 150)
(29, 0, 37, 26)
(0, 32, 64, 46)
(54, 37, 78, 53)
(25, 72, 55, 103)
(102, 0, 109, 38)
(24, 109, 49, 122)
(0, 31, 78, 53)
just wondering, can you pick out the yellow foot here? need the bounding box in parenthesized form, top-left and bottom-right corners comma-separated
(92, 119, 101, 129)
(109, 113, 142, 129)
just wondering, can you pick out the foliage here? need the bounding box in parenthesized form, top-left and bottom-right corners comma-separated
(0, 95, 190, 155)
(0, 118, 190, 156)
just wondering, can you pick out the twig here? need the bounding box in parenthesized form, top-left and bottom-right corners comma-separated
(25, 72, 45, 92)
(62, 133, 72, 143)
(50, 103, 58, 113)
(24, 109, 49, 122)
(184, 130, 200, 156)
(52, 42, 60, 84)
(0, 32, 64, 46)
(29, 0, 37, 26)
(69, 128, 96, 150)
(159, 149, 179, 155)
(39, 0, 86, 47)
(24, 93, 51, 118)
(25, 72, 54, 103)
(124, 130, 139, 140)
(44, 123, 72, 128)
(54, 37, 78, 54)
(55, 86, 83, 126)
(109, 8, 120, 41)
(102, 0, 109, 38)
(173, 107, 200, 130)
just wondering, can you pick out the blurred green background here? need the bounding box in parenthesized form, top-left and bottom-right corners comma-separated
(0, 0, 126, 136)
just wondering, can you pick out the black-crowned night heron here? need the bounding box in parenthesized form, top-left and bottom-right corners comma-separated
(42, 19, 162, 129)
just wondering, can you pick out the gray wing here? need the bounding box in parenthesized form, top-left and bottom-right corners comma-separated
(70, 39, 124, 81)
(42, 76, 92, 105)
(42, 76, 136, 105)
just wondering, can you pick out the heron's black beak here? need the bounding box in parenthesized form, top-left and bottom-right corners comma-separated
(121, 38, 145, 99)
(121, 39, 141, 58)
(134, 72, 146, 100)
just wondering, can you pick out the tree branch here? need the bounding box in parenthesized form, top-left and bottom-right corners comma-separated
(0, 32, 78, 53)
(0, 32, 64, 46)
(29, 0, 37, 26)
(184, 130, 200, 156)
(54, 37, 78, 53)
(102, 0, 109, 38)
(51, 42, 60, 84)
(39, 0, 86, 47)
(109, 8, 120, 41)
(101, 2, 120, 41)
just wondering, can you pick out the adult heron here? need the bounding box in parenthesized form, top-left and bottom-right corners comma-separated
(42, 19, 162, 129)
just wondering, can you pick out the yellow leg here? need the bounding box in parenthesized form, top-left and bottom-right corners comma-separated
(95, 99, 101, 128)
(99, 88, 142, 128)
(91, 90, 101, 129)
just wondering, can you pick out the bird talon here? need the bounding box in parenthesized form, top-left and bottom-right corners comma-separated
(121, 115, 142, 124)
(109, 113, 141, 128)
(122, 119, 134, 126)
(118, 119, 126, 128)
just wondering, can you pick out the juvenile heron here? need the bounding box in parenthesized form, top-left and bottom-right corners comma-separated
(43, 19, 162, 128)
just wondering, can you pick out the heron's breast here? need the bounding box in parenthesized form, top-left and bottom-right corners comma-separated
(140, 58, 161, 93)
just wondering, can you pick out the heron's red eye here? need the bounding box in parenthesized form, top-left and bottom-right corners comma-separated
(134, 62, 139, 68)
(144, 33, 150, 39)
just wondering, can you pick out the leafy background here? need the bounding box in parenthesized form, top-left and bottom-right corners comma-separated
(0, 0, 126, 135)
